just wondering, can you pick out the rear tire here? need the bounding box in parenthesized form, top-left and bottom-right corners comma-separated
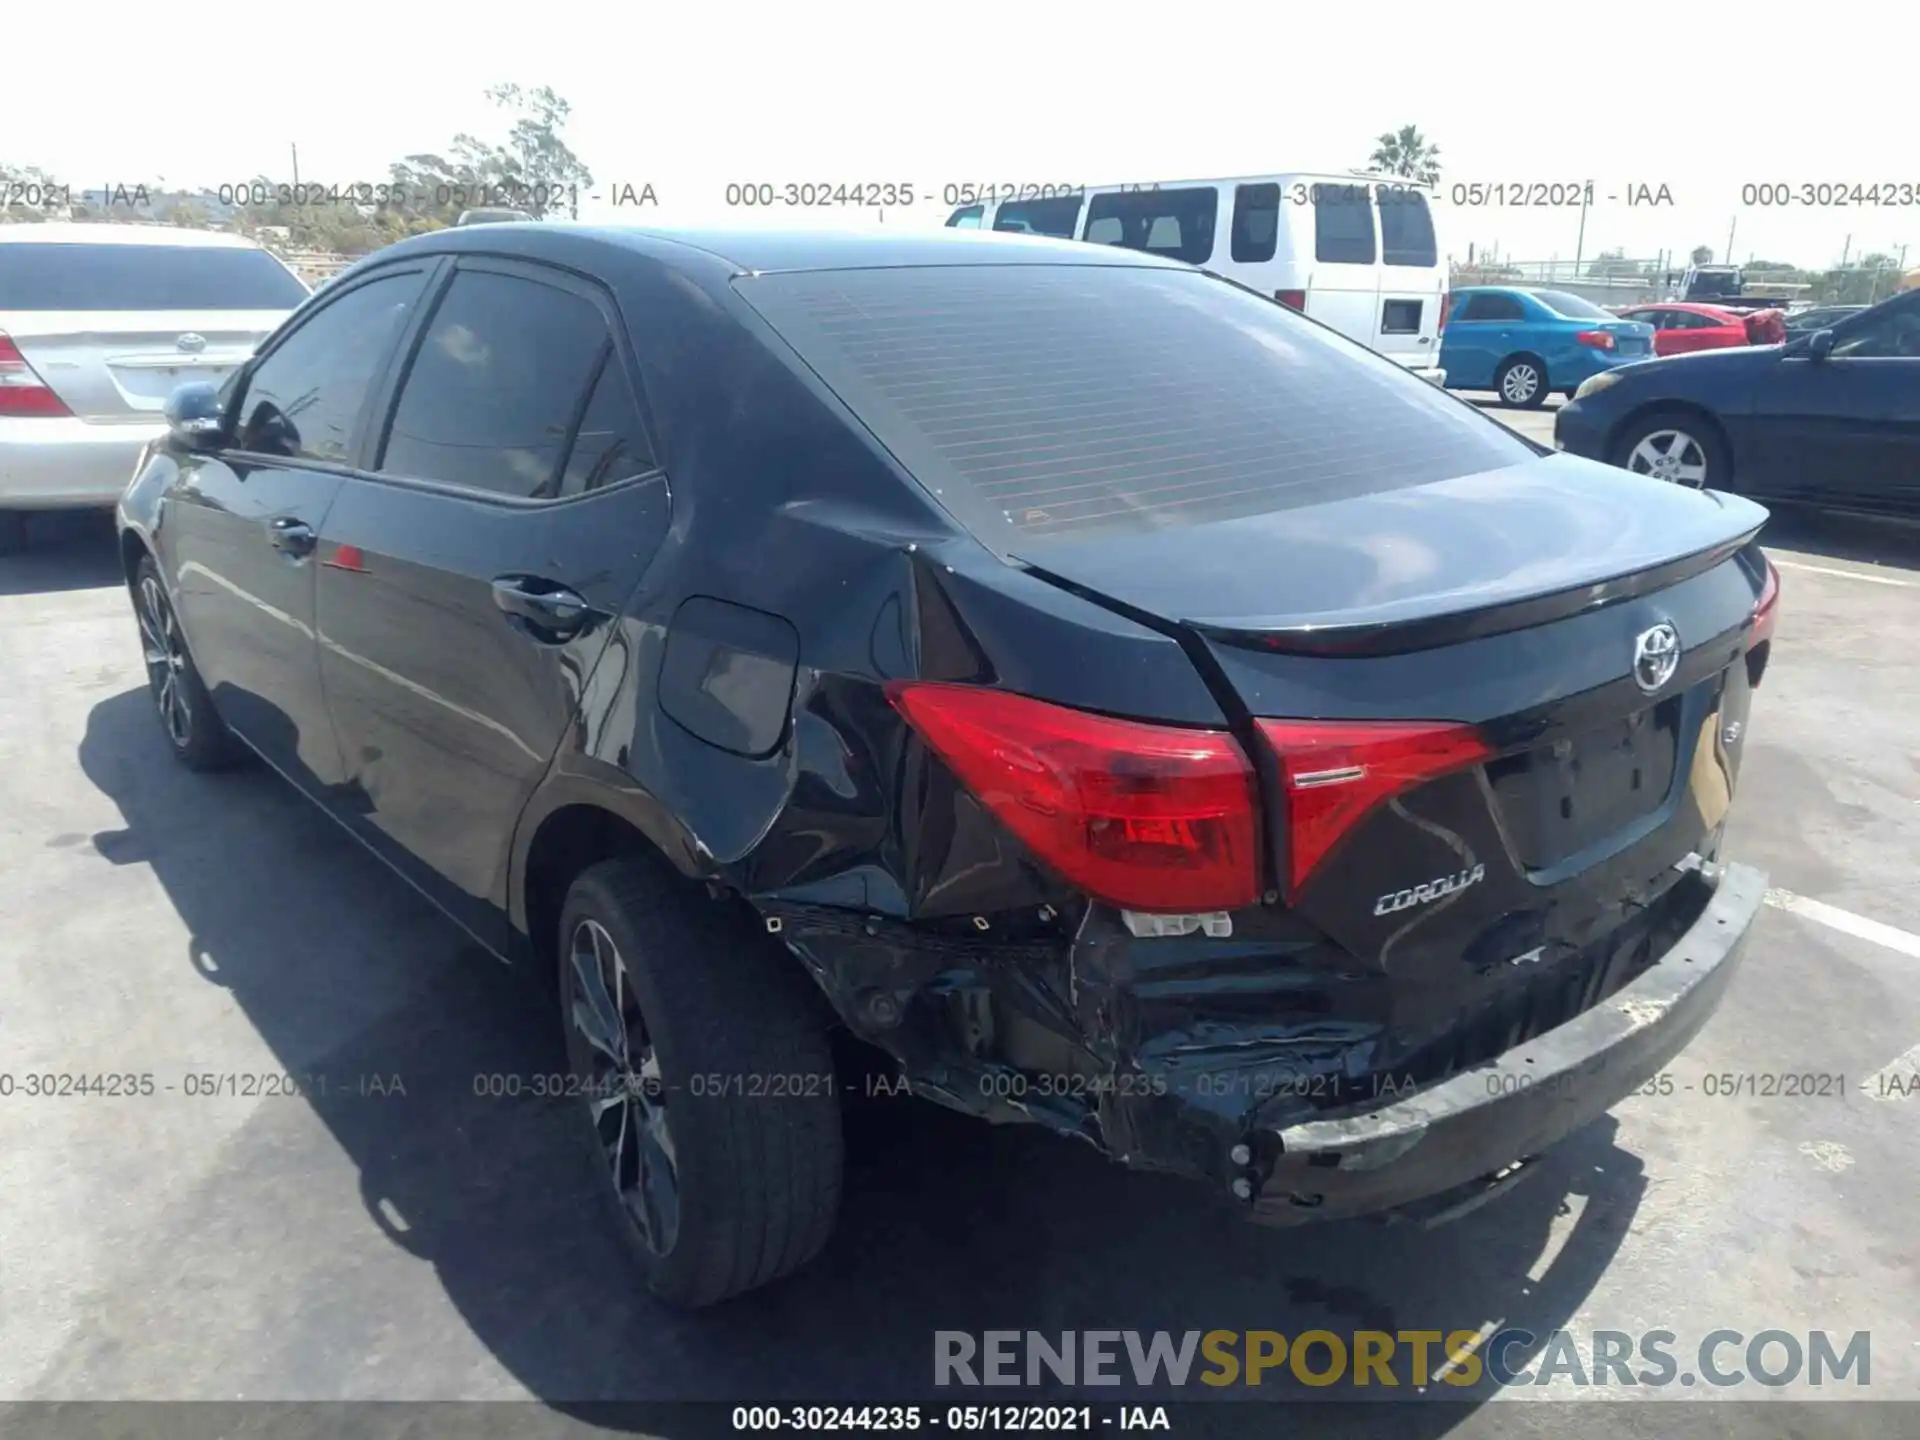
(1608, 409, 1730, 491)
(1495, 356, 1549, 408)
(132, 556, 244, 772)
(557, 856, 844, 1308)
(0, 510, 28, 555)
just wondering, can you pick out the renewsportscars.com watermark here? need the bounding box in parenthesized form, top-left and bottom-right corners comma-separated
(934, 1329, 1873, 1391)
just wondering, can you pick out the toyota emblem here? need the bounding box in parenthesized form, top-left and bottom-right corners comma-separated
(1633, 622, 1681, 694)
(176, 333, 207, 354)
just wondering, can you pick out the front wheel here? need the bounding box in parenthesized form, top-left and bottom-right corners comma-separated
(1495, 357, 1549, 408)
(558, 856, 844, 1308)
(1611, 413, 1728, 490)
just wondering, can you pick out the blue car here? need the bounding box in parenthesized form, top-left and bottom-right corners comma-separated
(1441, 287, 1656, 408)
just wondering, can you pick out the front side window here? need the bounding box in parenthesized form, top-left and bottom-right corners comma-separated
(1830, 299, 1920, 358)
(379, 269, 611, 496)
(234, 271, 425, 463)
(947, 205, 985, 229)
(1081, 188, 1219, 266)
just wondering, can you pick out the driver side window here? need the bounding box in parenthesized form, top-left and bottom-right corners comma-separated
(234, 271, 427, 462)
(1831, 300, 1920, 359)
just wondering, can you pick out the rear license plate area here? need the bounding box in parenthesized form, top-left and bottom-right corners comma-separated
(1486, 699, 1683, 869)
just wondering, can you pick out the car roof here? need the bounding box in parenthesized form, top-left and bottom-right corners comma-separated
(372, 222, 1191, 277)
(0, 222, 265, 249)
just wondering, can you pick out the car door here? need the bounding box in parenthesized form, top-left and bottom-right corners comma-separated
(1746, 295, 1920, 515)
(1442, 292, 1521, 388)
(313, 257, 672, 948)
(163, 263, 435, 789)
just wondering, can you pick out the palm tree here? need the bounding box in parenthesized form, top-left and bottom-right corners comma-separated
(1368, 126, 1441, 186)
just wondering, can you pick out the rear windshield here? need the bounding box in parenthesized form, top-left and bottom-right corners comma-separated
(738, 264, 1532, 546)
(0, 242, 310, 310)
(1533, 290, 1613, 320)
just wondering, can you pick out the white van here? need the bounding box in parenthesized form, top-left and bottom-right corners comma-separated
(945, 174, 1447, 383)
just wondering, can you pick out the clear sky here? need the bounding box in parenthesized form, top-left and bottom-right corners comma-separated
(7, 0, 1913, 271)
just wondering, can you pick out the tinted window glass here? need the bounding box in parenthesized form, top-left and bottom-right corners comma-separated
(1831, 299, 1920, 358)
(993, 196, 1084, 238)
(548, 354, 659, 499)
(1460, 293, 1524, 322)
(235, 272, 423, 463)
(737, 265, 1531, 545)
(380, 270, 610, 496)
(1313, 185, 1375, 264)
(0, 242, 310, 310)
(1230, 183, 1280, 264)
(947, 205, 984, 229)
(1081, 188, 1219, 265)
(1377, 190, 1437, 267)
(1534, 290, 1613, 320)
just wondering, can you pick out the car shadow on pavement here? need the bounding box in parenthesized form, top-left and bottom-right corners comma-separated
(72, 685, 1645, 1432)
(0, 512, 123, 597)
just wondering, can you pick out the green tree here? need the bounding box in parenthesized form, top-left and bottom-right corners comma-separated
(1367, 125, 1441, 186)
(1690, 245, 1715, 266)
(1, 163, 64, 223)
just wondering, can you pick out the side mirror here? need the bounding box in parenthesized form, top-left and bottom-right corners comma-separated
(1806, 329, 1836, 363)
(164, 381, 224, 448)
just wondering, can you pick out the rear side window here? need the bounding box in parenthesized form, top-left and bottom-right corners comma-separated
(947, 206, 984, 229)
(1230, 184, 1280, 264)
(993, 196, 1084, 238)
(0, 243, 310, 310)
(1533, 290, 1613, 320)
(548, 353, 659, 498)
(1459, 293, 1525, 322)
(379, 269, 612, 497)
(1081, 188, 1219, 266)
(1377, 190, 1437, 267)
(235, 272, 425, 463)
(1313, 185, 1376, 265)
(737, 265, 1531, 545)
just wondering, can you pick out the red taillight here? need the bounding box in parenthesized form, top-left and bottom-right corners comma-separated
(886, 682, 1261, 913)
(0, 334, 72, 417)
(1575, 330, 1617, 351)
(1438, 292, 1454, 332)
(1751, 556, 1781, 653)
(1275, 289, 1306, 312)
(1256, 719, 1491, 893)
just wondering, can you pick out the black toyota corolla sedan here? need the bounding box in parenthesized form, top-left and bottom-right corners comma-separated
(1555, 287, 1920, 520)
(120, 223, 1777, 1307)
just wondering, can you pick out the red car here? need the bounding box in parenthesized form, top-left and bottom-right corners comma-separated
(1616, 302, 1780, 356)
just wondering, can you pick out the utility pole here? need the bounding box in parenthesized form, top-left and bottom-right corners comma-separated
(1840, 234, 1851, 267)
(291, 143, 300, 187)
(1573, 186, 1589, 278)
(1725, 215, 1736, 263)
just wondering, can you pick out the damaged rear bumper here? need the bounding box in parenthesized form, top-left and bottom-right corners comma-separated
(1248, 861, 1766, 1225)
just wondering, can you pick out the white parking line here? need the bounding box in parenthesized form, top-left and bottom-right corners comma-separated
(1769, 559, 1916, 588)
(1764, 887, 1920, 961)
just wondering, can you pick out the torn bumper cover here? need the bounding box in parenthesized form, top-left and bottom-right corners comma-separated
(1248, 860, 1766, 1225)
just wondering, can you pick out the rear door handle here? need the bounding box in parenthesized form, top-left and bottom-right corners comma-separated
(491, 576, 592, 635)
(268, 517, 316, 558)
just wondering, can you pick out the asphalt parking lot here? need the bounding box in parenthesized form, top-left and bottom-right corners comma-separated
(2, 424, 1917, 1434)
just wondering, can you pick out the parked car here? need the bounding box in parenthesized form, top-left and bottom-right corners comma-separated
(1556, 287, 1920, 518)
(949, 173, 1448, 384)
(0, 224, 308, 552)
(1615, 302, 1785, 356)
(121, 224, 1775, 1308)
(1440, 286, 1656, 406)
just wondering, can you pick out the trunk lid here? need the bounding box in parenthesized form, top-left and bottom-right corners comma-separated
(1021, 453, 1770, 1080)
(1595, 317, 1656, 358)
(1, 311, 284, 423)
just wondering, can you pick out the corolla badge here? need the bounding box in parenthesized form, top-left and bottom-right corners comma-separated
(1374, 864, 1486, 917)
(1633, 621, 1681, 694)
